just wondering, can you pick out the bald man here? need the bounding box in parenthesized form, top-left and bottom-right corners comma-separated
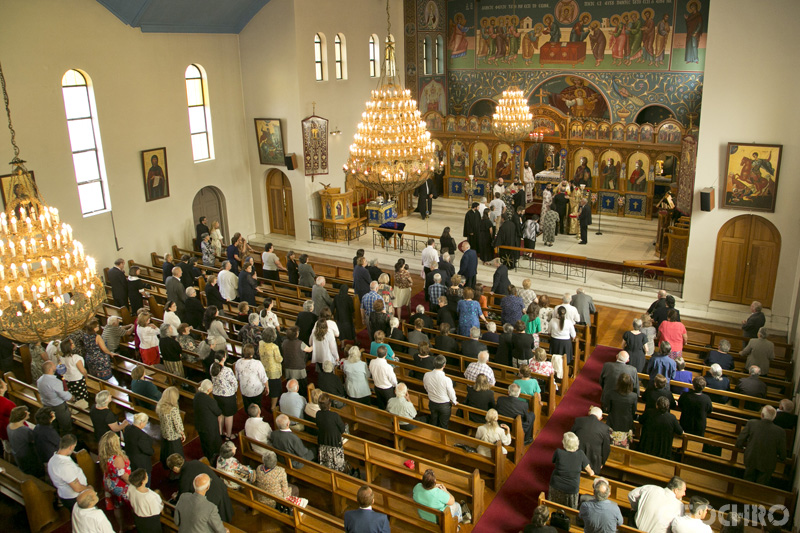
(72, 488, 114, 532)
(175, 474, 228, 533)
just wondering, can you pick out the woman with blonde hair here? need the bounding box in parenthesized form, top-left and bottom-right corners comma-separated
(377, 273, 394, 316)
(136, 312, 161, 366)
(393, 259, 413, 320)
(156, 386, 185, 466)
(343, 346, 371, 405)
(210, 220, 224, 256)
(519, 279, 538, 312)
(529, 347, 555, 377)
(98, 431, 131, 528)
(537, 294, 554, 335)
(476, 408, 511, 457)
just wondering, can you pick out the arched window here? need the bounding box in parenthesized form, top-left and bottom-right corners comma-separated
(334, 33, 347, 80)
(369, 34, 379, 77)
(314, 33, 327, 81)
(423, 37, 431, 75)
(436, 35, 445, 74)
(60, 69, 110, 216)
(184, 64, 215, 162)
(385, 34, 396, 77)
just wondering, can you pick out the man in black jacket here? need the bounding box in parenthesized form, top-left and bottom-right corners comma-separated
(599, 351, 639, 407)
(168, 454, 233, 523)
(578, 198, 592, 245)
(123, 413, 154, 486)
(353, 257, 372, 299)
(107, 258, 128, 308)
(463, 202, 481, 251)
(736, 405, 787, 484)
(271, 414, 317, 468)
(570, 406, 610, 473)
(204, 274, 226, 309)
(183, 287, 205, 330)
(415, 178, 434, 219)
(296, 300, 318, 344)
(195, 216, 209, 251)
(161, 252, 174, 284)
(193, 380, 223, 463)
(496, 383, 534, 444)
(741, 301, 766, 338)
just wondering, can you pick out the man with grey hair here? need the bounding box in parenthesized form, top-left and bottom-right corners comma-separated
(184, 285, 205, 329)
(217, 260, 239, 302)
(741, 301, 765, 338)
(740, 327, 775, 376)
(464, 350, 496, 386)
(162, 252, 175, 284)
(366, 258, 385, 282)
(737, 405, 786, 484)
(428, 273, 447, 312)
(555, 292, 581, 324)
(496, 382, 535, 444)
(735, 365, 767, 406)
(312, 276, 333, 315)
(570, 405, 611, 473)
(440, 251, 455, 280)
(107, 257, 129, 308)
(705, 339, 734, 371)
(647, 289, 668, 317)
(599, 350, 639, 406)
(580, 477, 623, 533)
(462, 326, 487, 358)
(166, 266, 188, 315)
(175, 474, 228, 533)
(628, 477, 686, 533)
(458, 240, 478, 289)
(194, 379, 223, 462)
(244, 403, 272, 455)
(271, 414, 316, 468)
(38, 360, 74, 434)
(124, 412, 155, 485)
(101, 315, 133, 352)
(775, 399, 797, 431)
(360, 281, 382, 323)
(279, 379, 307, 429)
(409, 304, 433, 330)
(571, 287, 596, 326)
(72, 488, 115, 532)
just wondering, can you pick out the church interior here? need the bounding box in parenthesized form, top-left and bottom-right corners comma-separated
(1, 0, 800, 531)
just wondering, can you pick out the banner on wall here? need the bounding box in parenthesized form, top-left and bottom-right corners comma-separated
(301, 114, 329, 177)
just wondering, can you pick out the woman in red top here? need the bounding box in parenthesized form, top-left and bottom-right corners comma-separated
(0, 379, 15, 460)
(98, 432, 131, 529)
(657, 309, 688, 359)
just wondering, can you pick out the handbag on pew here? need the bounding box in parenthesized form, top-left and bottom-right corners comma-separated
(550, 511, 571, 531)
(453, 443, 478, 454)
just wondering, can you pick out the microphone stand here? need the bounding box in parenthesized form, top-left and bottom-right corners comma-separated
(595, 193, 603, 236)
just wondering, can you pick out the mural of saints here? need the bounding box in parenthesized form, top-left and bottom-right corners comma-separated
(449, 12, 470, 58)
(628, 159, 647, 191)
(600, 158, 620, 189)
(472, 149, 488, 178)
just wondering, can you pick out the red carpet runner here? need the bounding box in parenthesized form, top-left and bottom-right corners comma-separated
(473, 345, 619, 533)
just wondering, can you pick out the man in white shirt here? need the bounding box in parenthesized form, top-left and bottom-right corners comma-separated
(217, 260, 239, 302)
(423, 355, 458, 429)
(670, 496, 712, 533)
(489, 192, 506, 224)
(47, 434, 89, 510)
(72, 488, 115, 533)
(477, 197, 488, 217)
(464, 351, 496, 386)
(628, 477, 686, 533)
(386, 383, 419, 429)
(369, 346, 398, 409)
(493, 177, 506, 197)
(421, 239, 439, 276)
(244, 404, 272, 455)
(555, 292, 581, 324)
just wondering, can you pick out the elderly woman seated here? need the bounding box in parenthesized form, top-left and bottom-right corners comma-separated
(216, 441, 255, 490)
(475, 408, 511, 457)
(255, 449, 308, 509)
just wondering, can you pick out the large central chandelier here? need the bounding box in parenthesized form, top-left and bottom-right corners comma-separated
(492, 88, 533, 143)
(343, 0, 436, 197)
(0, 61, 103, 342)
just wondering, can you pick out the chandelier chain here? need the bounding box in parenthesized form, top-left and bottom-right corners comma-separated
(0, 62, 20, 159)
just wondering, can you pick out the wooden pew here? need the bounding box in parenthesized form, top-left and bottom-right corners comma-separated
(4, 372, 94, 433)
(201, 456, 457, 532)
(537, 491, 645, 533)
(683, 325, 793, 363)
(240, 431, 487, 522)
(159, 500, 249, 533)
(0, 456, 64, 532)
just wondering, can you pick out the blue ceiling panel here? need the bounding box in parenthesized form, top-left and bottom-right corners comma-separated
(95, 0, 271, 34)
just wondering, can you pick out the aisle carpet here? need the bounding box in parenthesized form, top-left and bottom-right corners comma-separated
(473, 345, 618, 533)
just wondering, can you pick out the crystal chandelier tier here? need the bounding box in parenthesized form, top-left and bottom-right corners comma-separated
(0, 61, 104, 342)
(343, 0, 436, 197)
(492, 88, 533, 143)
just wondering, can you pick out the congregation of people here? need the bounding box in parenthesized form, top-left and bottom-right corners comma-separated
(0, 213, 793, 533)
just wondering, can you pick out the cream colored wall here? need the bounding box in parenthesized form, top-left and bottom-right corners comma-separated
(685, 0, 800, 330)
(239, 0, 404, 239)
(0, 0, 253, 269)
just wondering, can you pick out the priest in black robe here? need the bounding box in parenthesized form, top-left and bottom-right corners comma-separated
(463, 202, 481, 251)
(494, 214, 520, 269)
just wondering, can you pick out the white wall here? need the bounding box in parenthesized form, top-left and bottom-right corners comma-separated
(0, 0, 253, 269)
(685, 0, 800, 329)
(239, 0, 404, 240)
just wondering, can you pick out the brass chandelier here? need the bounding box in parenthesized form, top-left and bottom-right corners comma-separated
(492, 88, 533, 143)
(0, 61, 104, 342)
(343, 0, 436, 197)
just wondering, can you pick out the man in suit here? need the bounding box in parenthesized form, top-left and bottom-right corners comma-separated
(741, 301, 766, 338)
(176, 254, 196, 289)
(571, 288, 597, 326)
(491, 259, 510, 295)
(298, 254, 316, 288)
(457, 242, 478, 289)
(735, 365, 767, 410)
(353, 257, 372, 299)
(439, 252, 456, 280)
(647, 290, 668, 317)
(736, 405, 787, 484)
(312, 276, 333, 315)
(271, 414, 316, 468)
(107, 258, 128, 308)
(740, 327, 775, 376)
(166, 266, 188, 317)
(168, 454, 233, 523)
(461, 327, 486, 359)
(366, 259, 385, 282)
(599, 351, 639, 406)
(195, 216, 209, 251)
(175, 474, 228, 533)
(570, 406, 611, 473)
(578, 197, 592, 244)
(425, 262, 450, 293)
(496, 383, 535, 445)
(184, 287, 206, 330)
(415, 177, 434, 219)
(463, 202, 481, 251)
(344, 485, 390, 533)
(123, 413, 154, 486)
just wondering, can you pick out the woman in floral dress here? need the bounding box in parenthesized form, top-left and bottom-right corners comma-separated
(83, 318, 115, 380)
(255, 450, 307, 509)
(98, 432, 131, 529)
(217, 441, 255, 490)
(156, 387, 185, 465)
(393, 260, 413, 320)
(456, 287, 486, 337)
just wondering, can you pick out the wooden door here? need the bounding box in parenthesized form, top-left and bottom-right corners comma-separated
(710, 215, 780, 307)
(266, 170, 295, 236)
(192, 186, 226, 241)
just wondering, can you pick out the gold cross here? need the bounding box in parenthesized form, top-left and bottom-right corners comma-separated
(535, 89, 549, 105)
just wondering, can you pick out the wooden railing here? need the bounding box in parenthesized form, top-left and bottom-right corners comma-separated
(621, 260, 685, 297)
(498, 245, 588, 282)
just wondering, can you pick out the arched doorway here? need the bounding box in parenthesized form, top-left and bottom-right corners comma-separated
(266, 169, 295, 236)
(710, 215, 780, 308)
(192, 186, 228, 244)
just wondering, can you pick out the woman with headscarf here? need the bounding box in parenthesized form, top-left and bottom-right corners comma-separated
(478, 209, 496, 264)
(333, 284, 355, 342)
